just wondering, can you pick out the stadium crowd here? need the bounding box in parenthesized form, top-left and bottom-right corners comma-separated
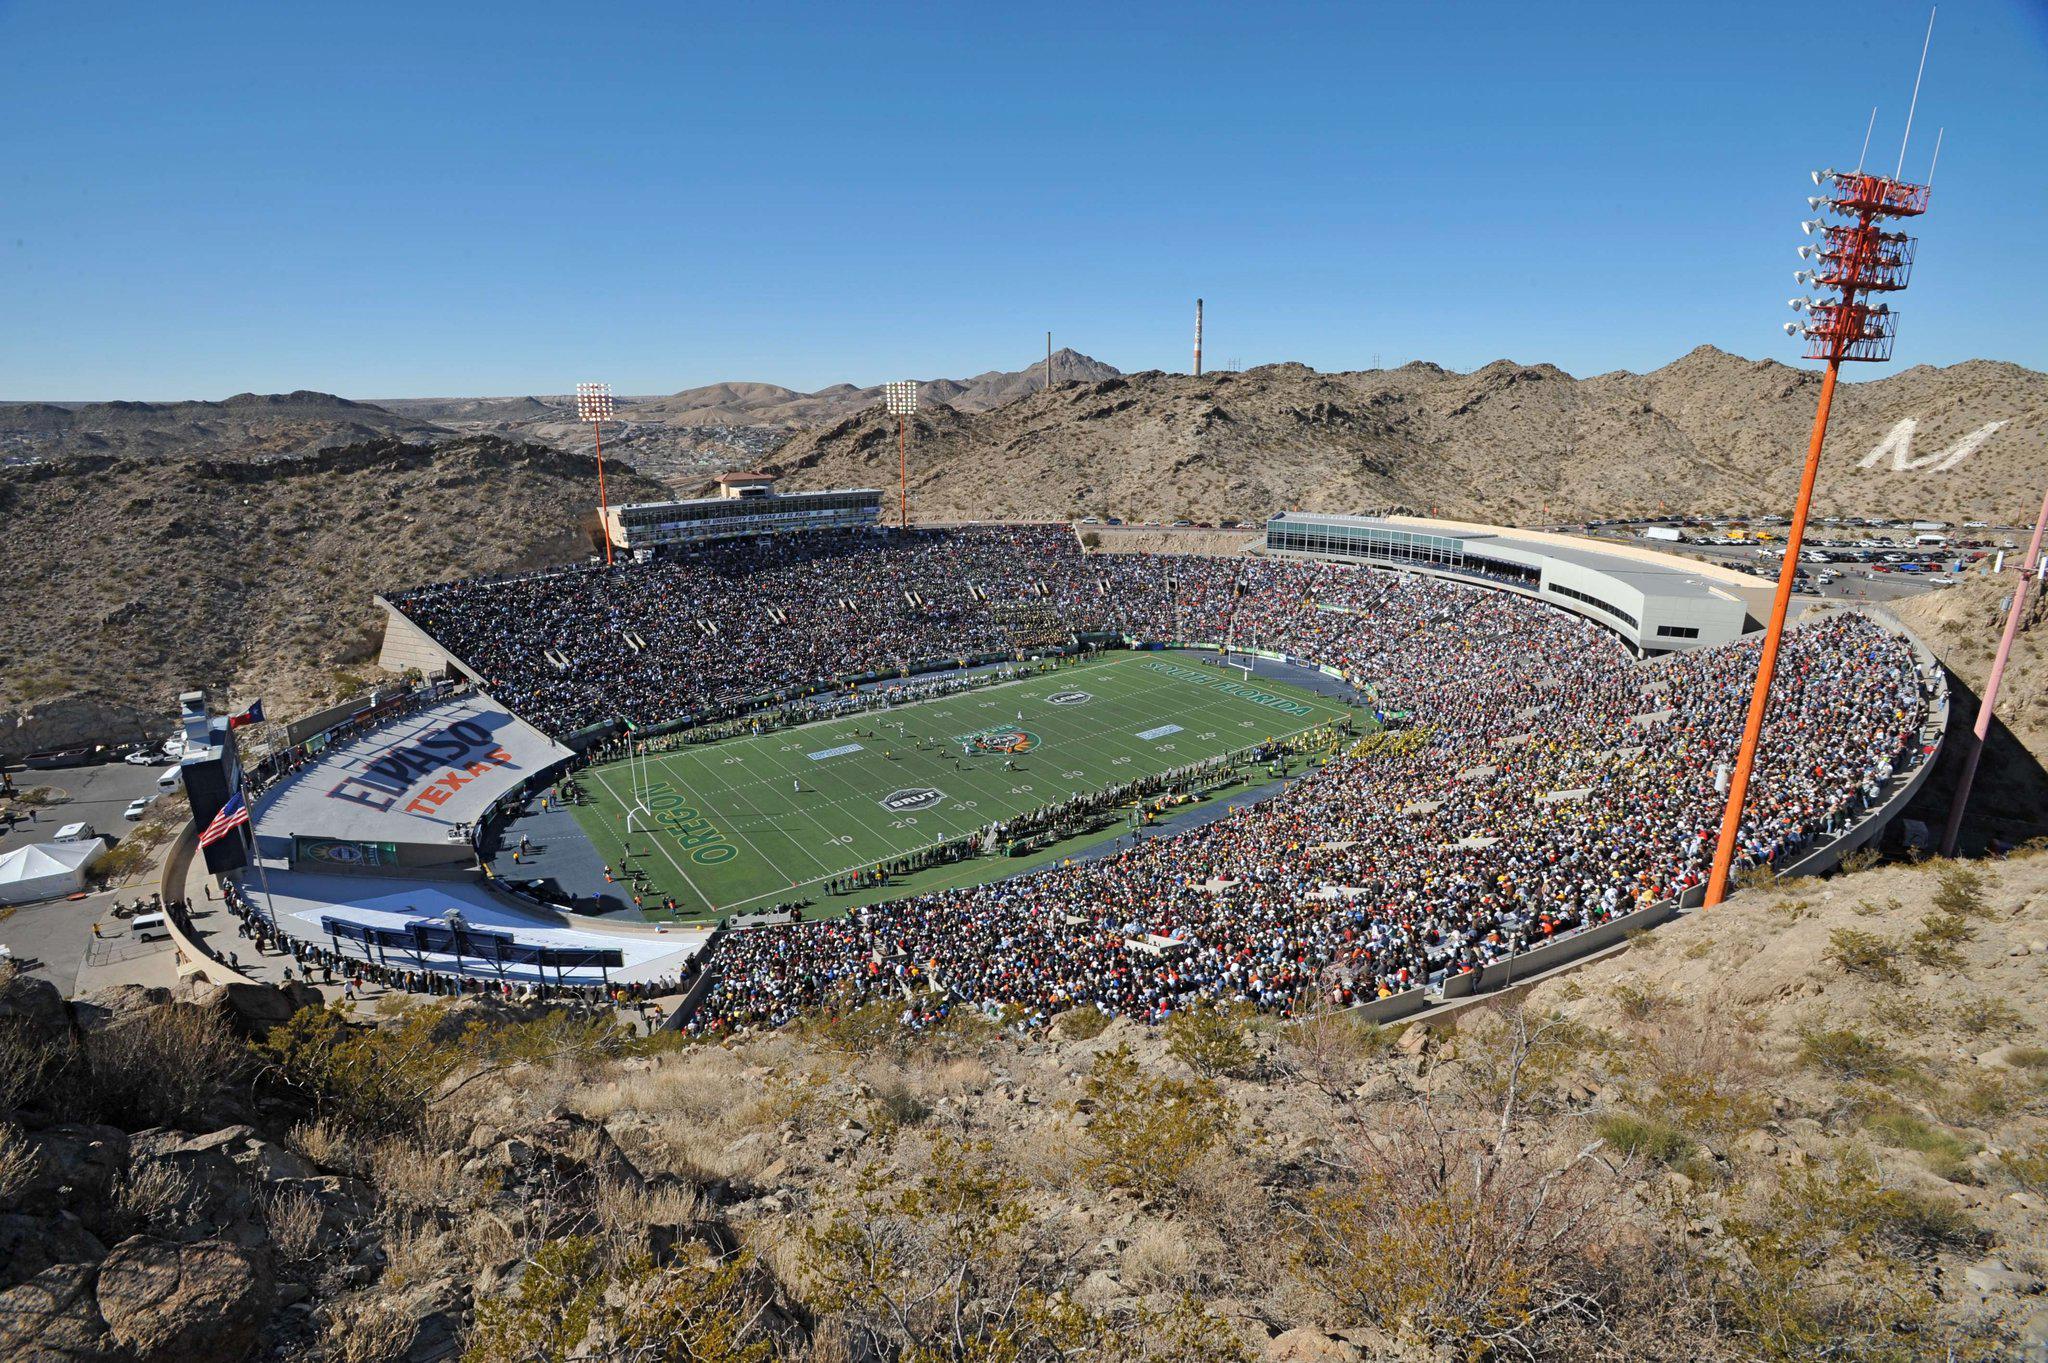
(386, 526, 1936, 1031)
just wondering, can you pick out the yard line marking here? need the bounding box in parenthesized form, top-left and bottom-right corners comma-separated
(588, 764, 714, 913)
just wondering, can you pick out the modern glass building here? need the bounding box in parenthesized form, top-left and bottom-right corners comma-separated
(1266, 512, 1750, 654)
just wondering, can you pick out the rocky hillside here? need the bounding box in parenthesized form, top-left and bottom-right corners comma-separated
(766, 348, 2048, 526)
(0, 437, 666, 753)
(0, 392, 447, 464)
(7, 849, 2044, 1362)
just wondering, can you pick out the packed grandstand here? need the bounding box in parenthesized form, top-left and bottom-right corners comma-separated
(373, 525, 1939, 1034)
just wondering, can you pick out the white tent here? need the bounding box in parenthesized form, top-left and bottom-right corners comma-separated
(0, 839, 105, 905)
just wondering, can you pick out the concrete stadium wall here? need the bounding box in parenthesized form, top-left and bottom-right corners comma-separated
(157, 820, 263, 987)
(374, 596, 481, 682)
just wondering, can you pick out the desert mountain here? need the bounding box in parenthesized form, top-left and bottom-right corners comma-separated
(362, 352, 1125, 490)
(765, 347, 2048, 526)
(0, 391, 447, 464)
(627, 349, 1121, 426)
(0, 436, 666, 755)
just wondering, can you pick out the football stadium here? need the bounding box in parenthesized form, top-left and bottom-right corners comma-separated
(155, 496, 1948, 1034)
(566, 651, 1360, 919)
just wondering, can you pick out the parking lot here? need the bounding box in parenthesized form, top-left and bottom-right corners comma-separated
(1572, 514, 2025, 607)
(1, 756, 189, 993)
(2, 758, 176, 857)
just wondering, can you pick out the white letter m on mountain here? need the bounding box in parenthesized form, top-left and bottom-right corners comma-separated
(1857, 417, 2008, 473)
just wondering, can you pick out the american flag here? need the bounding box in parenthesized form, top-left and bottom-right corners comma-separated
(198, 790, 249, 848)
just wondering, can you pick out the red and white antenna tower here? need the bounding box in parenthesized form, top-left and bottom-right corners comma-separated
(1703, 95, 1936, 907)
(883, 381, 919, 529)
(1193, 298, 1204, 377)
(575, 382, 616, 566)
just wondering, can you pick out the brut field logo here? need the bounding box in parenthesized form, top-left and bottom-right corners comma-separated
(881, 787, 946, 812)
(1047, 690, 1093, 706)
(1857, 417, 2007, 474)
(954, 726, 1040, 755)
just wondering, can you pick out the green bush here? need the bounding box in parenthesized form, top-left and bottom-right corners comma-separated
(1079, 1044, 1236, 1200)
(1822, 929, 1904, 985)
(1053, 1005, 1112, 1040)
(1797, 1027, 1909, 1084)
(1907, 911, 1973, 968)
(1595, 1111, 1692, 1166)
(1930, 863, 1991, 918)
(1165, 1002, 1259, 1078)
(1863, 1111, 1977, 1182)
(1950, 997, 2024, 1038)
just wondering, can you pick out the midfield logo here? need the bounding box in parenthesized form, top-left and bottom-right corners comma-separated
(954, 726, 1040, 755)
(880, 787, 946, 812)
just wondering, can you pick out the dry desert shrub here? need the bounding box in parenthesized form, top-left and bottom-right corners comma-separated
(82, 1003, 246, 1127)
(323, 1288, 422, 1363)
(593, 1172, 705, 1247)
(1077, 1043, 1237, 1202)
(1122, 1218, 1199, 1292)
(0, 1121, 40, 1207)
(381, 1214, 453, 1290)
(286, 1117, 350, 1172)
(265, 1185, 326, 1263)
(372, 1138, 473, 1214)
(110, 1157, 196, 1238)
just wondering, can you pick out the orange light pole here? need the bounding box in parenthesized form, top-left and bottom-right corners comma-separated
(576, 382, 617, 565)
(1703, 167, 1929, 907)
(883, 381, 918, 529)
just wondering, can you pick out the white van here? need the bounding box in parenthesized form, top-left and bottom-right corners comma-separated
(54, 821, 96, 843)
(1914, 533, 1948, 548)
(157, 766, 184, 791)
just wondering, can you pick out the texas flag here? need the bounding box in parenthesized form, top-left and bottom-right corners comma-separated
(227, 700, 266, 730)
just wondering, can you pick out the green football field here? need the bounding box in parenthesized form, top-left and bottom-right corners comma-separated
(568, 651, 1358, 919)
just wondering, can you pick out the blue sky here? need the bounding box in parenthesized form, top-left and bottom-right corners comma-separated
(2, 0, 2044, 399)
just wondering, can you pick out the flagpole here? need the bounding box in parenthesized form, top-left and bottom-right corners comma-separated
(235, 789, 279, 932)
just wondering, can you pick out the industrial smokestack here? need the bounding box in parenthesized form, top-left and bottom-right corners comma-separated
(1193, 299, 1204, 376)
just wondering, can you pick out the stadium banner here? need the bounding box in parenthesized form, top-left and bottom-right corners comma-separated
(292, 835, 401, 871)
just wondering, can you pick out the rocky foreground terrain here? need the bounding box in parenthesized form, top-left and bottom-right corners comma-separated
(768, 347, 2048, 527)
(0, 437, 666, 756)
(5, 847, 2046, 1362)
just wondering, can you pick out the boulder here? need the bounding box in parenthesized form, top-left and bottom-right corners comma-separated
(126, 1132, 262, 1243)
(95, 1236, 273, 1363)
(1962, 1258, 2042, 1296)
(0, 1213, 108, 1293)
(218, 982, 322, 1039)
(18, 1126, 130, 1218)
(167, 1125, 318, 1182)
(0, 1262, 118, 1363)
(1263, 1327, 1366, 1363)
(72, 986, 173, 1034)
(0, 969, 71, 1038)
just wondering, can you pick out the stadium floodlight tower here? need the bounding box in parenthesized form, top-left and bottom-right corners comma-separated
(1703, 115, 1935, 908)
(884, 380, 918, 529)
(576, 382, 617, 566)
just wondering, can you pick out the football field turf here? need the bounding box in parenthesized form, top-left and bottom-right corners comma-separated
(568, 652, 1357, 919)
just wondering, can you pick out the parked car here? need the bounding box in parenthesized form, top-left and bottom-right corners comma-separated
(123, 797, 153, 821)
